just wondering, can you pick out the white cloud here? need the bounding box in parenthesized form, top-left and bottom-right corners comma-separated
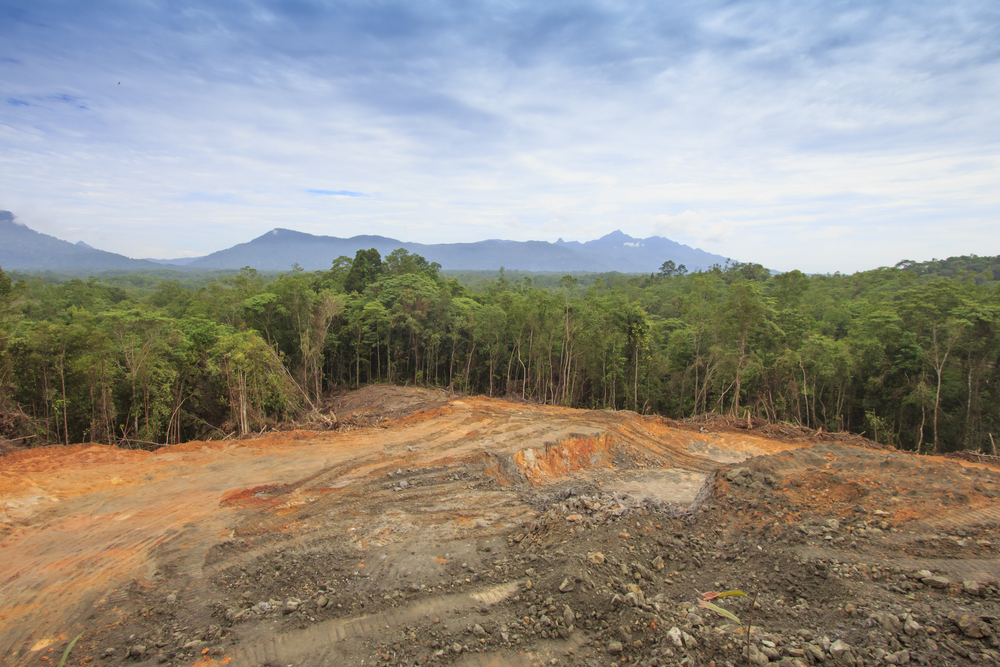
(0, 0, 998, 272)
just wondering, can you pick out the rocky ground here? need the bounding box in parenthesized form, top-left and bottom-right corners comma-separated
(3, 387, 999, 667)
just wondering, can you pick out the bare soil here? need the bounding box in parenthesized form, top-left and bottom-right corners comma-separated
(2, 386, 999, 667)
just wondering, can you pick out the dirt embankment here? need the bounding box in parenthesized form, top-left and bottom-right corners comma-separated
(2, 387, 999, 667)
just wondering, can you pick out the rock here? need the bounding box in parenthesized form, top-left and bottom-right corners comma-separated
(566, 514, 583, 522)
(562, 605, 575, 627)
(956, 614, 992, 638)
(283, 597, 301, 613)
(588, 552, 605, 565)
(103, 648, 115, 656)
(165, 593, 177, 604)
(624, 584, 645, 606)
(666, 627, 684, 648)
(451, 643, 463, 653)
(745, 644, 769, 666)
(155, 653, 168, 664)
(559, 578, 574, 593)
(761, 646, 782, 660)
(922, 576, 950, 588)
(805, 644, 825, 662)
(824, 518, 840, 531)
(913, 569, 933, 580)
(316, 595, 328, 608)
(473, 624, 486, 637)
(128, 645, 146, 658)
(686, 612, 703, 627)
(886, 649, 910, 664)
(904, 616, 922, 636)
(607, 640, 623, 655)
(871, 611, 903, 633)
(398, 480, 409, 489)
(726, 467, 751, 482)
(830, 639, 856, 666)
(651, 555, 665, 570)
(963, 580, 981, 596)
(777, 660, 807, 667)
(682, 631, 698, 649)
(182, 641, 204, 650)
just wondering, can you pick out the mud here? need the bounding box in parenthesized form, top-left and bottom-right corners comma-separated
(2, 387, 999, 667)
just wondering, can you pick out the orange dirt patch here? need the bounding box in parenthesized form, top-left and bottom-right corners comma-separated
(4, 386, 925, 666)
(513, 434, 620, 483)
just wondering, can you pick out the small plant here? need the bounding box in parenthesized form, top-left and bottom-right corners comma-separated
(698, 585, 760, 665)
(57, 633, 84, 667)
(698, 588, 747, 622)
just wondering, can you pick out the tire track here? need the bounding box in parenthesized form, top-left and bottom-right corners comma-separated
(227, 581, 522, 666)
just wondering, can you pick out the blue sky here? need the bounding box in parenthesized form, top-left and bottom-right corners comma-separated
(1, 0, 998, 272)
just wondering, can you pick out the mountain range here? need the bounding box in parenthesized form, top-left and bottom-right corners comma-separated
(0, 212, 164, 271)
(0, 211, 728, 274)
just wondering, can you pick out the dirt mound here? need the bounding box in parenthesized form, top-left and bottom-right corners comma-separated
(2, 388, 999, 667)
(331, 384, 452, 422)
(0, 436, 20, 457)
(680, 412, 893, 450)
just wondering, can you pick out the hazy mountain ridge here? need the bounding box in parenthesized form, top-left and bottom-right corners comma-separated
(1, 211, 728, 273)
(0, 213, 164, 271)
(185, 228, 728, 272)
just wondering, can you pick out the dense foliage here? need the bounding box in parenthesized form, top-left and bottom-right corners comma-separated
(1, 251, 998, 454)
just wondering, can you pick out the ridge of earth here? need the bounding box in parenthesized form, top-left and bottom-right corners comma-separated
(2, 386, 999, 667)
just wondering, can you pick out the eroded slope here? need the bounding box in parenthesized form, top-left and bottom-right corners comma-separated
(2, 387, 998, 667)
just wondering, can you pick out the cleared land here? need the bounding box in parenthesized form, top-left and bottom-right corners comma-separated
(2, 386, 999, 667)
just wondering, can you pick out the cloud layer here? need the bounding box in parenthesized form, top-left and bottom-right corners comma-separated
(2, 0, 998, 272)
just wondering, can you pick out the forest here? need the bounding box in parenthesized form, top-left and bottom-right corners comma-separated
(1, 250, 998, 455)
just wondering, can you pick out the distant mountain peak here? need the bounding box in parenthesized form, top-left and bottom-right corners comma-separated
(75, 240, 95, 250)
(0, 216, 163, 271)
(0, 210, 18, 224)
(598, 230, 633, 242)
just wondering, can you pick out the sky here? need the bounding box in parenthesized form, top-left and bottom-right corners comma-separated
(1, 1, 999, 273)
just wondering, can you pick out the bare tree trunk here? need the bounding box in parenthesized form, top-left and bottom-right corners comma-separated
(633, 345, 639, 412)
(966, 355, 973, 449)
(59, 351, 69, 446)
(917, 405, 926, 453)
(933, 365, 944, 453)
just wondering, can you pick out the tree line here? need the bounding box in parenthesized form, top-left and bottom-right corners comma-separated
(0, 250, 998, 454)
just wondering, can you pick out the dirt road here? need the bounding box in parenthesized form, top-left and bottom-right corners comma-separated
(2, 387, 998, 666)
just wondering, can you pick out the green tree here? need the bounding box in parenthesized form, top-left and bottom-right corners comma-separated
(344, 249, 383, 294)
